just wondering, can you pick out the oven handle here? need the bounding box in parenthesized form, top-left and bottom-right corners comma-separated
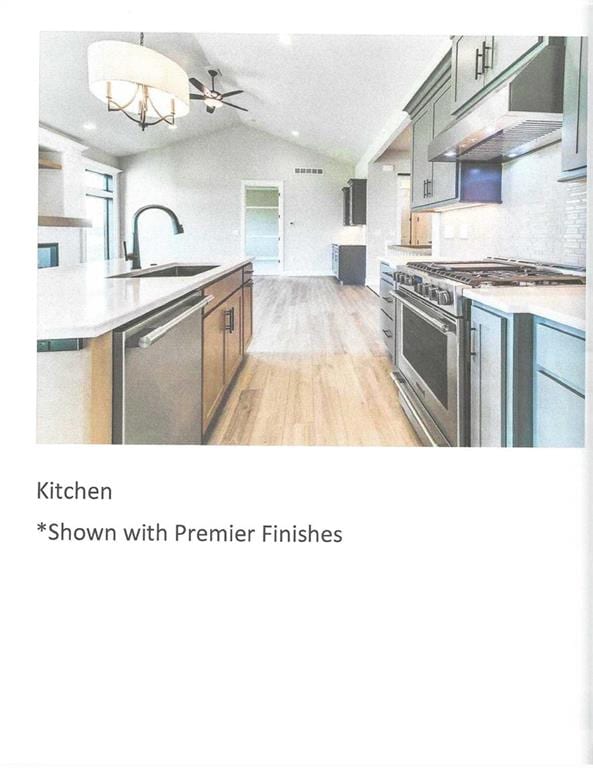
(390, 290, 452, 335)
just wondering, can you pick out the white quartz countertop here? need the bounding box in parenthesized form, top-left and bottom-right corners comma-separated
(38, 258, 251, 339)
(464, 285, 586, 331)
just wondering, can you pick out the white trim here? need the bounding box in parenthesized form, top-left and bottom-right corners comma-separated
(240, 180, 285, 274)
(39, 125, 88, 154)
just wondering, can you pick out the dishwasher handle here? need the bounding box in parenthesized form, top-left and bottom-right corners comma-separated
(138, 295, 214, 348)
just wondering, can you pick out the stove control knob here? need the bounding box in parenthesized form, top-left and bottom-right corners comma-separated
(422, 284, 431, 297)
(404, 275, 413, 286)
(437, 289, 453, 306)
(428, 286, 439, 300)
(395, 272, 402, 283)
(414, 281, 423, 293)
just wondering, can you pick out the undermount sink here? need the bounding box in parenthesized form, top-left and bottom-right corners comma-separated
(109, 264, 220, 278)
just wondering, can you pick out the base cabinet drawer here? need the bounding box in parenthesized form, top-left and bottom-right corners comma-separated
(535, 321, 585, 393)
(380, 309, 395, 360)
(533, 370, 585, 447)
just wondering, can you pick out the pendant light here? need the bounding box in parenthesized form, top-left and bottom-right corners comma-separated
(87, 33, 190, 130)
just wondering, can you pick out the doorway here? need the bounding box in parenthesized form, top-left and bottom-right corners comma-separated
(241, 181, 284, 275)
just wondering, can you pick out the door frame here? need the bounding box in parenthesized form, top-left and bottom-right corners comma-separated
(240, 180, 284, 274)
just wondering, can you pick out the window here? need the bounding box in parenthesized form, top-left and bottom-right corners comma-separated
(85, 169, 115, 261)
(38, 243, 59, 269)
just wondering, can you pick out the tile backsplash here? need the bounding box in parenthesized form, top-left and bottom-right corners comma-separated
(437, 143, 587, 268)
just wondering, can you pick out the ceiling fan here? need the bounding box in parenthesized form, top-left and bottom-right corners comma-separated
(189, 69, 248, 114)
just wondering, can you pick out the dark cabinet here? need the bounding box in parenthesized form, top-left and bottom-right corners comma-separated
(533, 318, 585, 447)
(342, 178, 366, 225)
(470, 304, 507, 447)
(451, 35, 543, 115)
(409, 63, 501, 211)
(469, 302, 533, 447)
(331, 244, 366, 285)
(379, 262, 395, 360)
(560, 37, 588, 179)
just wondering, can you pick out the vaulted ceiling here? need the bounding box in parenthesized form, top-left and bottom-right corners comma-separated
(39, 31, 450, 163)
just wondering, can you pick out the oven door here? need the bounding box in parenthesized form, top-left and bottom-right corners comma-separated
(394, 290, 460, 446)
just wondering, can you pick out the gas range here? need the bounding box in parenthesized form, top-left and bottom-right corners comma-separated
(394, 258, 585, 318)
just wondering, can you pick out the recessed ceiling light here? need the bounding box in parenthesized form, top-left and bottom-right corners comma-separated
(291, 130, 300, 137)
(279, 33, 292, 46)
(83, 122, 96, 131)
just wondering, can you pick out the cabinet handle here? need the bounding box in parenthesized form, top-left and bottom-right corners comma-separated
(474, 47, 483, 79)
(382, 329, 393, 338)
(481, 40, 492, 71)
(224, 308, 233, 332)
(470, 326, 477, 356)
(423, 179, 427, 198)
(382, 295, 393, 304)
(427, 179, 433, 197)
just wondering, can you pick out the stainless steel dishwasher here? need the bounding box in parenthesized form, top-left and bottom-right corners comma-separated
(112, 291, 213, 444)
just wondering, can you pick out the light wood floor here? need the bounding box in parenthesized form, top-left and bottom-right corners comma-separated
(208, 277, 420, 446)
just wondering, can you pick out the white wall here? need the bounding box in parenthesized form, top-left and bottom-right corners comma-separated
(118, 125, 355, 275)
(365, 150, 410, 290)
(436, 143, 587, 268)
(38, 127, 121, 267)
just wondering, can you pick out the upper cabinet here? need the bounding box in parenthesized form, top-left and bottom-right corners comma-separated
(407, 55, 501, 212)
(451, 36, 543, 115)
(560, 37, 588, 180)
(342, 178, 367, 226)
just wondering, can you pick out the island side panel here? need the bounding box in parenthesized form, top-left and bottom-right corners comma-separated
(36, 332, 112, 444)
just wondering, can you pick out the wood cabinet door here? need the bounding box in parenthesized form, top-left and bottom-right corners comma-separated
(451, 35, 486, 113)
(562, 37, 588, 174)
(411, 106, 433, 208)
(485, 36, 542, 85)
(224, 291, 243, 383)
(202, 306, 226, 430)
(411, 213, 432, 246)
(470, 305, 507, 447)
(243, 281, 253, 350)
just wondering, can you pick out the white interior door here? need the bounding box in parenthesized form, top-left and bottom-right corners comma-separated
(242, 182, 283, 275)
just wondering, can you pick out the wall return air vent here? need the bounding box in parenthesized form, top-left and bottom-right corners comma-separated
(293, 167, 324, 175)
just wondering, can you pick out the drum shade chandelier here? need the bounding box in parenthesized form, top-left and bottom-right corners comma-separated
(87, 33, 190, 130)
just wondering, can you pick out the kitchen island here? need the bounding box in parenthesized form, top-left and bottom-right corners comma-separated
(37, 258, 253, 444)
(465, 284, 586, 448)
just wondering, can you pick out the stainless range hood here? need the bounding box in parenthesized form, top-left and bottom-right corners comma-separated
(429, 42, 565, 163)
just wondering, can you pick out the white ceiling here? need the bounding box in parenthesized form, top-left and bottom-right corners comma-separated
(39, 31, 449, 163)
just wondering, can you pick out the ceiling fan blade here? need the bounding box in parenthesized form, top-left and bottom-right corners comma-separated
(189, 94, 206, 100)
(189, 77, 208, 94)
(206, 105, 215, 114)
(222, 101, 249, 112)
(221, 89, 243, 98)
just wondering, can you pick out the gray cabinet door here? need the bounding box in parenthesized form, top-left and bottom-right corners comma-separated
(411, 106, 433, 209)
(431, 83, 457, 204)
(484, 36, 542, 84)
(470, 305, 507, 447)
(451, 36, 486, 113)
(562, 37, 588, 174)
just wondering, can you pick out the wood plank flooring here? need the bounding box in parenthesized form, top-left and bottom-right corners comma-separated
(207, 277, 420, 446)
